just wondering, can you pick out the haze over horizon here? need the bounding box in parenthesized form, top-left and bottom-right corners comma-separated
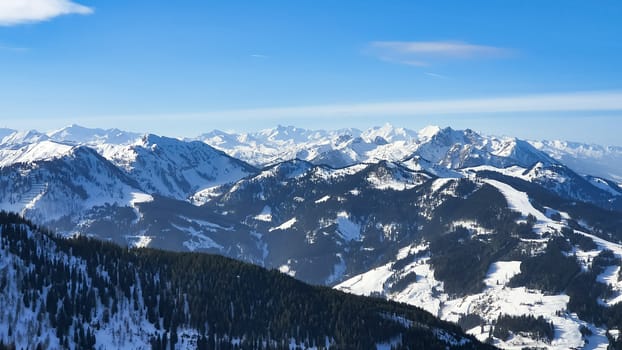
(1, 1, 621, 145)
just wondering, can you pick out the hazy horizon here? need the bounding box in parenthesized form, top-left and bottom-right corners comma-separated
(1, 1, 621, 145)
(3, 120, 622, 148)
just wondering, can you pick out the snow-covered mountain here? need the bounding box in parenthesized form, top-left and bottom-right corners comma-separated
(531, 139, 622, 183)
(0, 143, 148, 230)
(0, 128, 14, 140)
(190, 156, 622, 349)
(46, 124, 142, 145)
(0, 123, 620, 241)
(0, 129, 50, 147)
(98, 134, 256, 200)
(199, 124, 622, 209)
(0, 129, 256, 239)
(333, 174, 622, 349)
(411, 127, 556, 169)
(0, 124, 140, 149)
(2, 124, 622, 348)
(198, 124, 622, 186)
(197, 125, 368, 167)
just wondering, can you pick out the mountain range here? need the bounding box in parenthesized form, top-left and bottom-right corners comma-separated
(1, 123, 622, 349)
(197, 124, 622, 182)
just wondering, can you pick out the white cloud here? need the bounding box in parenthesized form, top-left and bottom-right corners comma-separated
(424, 72, 448, 79)
(0, 0, 92, 26)
(372, 41, 510, 58)
(194, 90, 622, 119)
(367, 40, 513, 66)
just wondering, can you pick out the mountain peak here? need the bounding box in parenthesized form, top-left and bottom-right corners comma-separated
(0, 139, 76, 167)
(0, 128, 16, 141)
(140, 133, 175, 145)
(257, 124, 316, 143)
(423, 126, 479, 146)
(48, 124, 141, 145)
(361, 123, 415, 143)
(1, 129, 49, 146)
(417, 125, 442, 141)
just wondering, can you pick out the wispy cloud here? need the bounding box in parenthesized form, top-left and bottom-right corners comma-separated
(0, 0, 92, 26)
(367, 40, 513, 66)
(250, 54, 269, 59)
(424, 72, 448, 79)
(37, 91, 622, 135)
(186, 91, 622, 120)
(0, 44, 29, 52)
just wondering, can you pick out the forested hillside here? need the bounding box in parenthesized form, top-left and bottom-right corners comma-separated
(0, 211, 494, 350)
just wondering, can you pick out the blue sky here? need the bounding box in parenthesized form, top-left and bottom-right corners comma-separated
(1, 1, 621, 144)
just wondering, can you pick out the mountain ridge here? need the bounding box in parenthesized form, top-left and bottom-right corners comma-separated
(3, 123, 620, 183)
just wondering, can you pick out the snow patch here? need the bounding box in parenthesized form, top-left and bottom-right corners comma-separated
(483, 261, 522, 288)
(269, 217, 297, 232)
(588, 177, 621, 196)
(278, 263, 296, 277)
(430, 178, 453, 193)
(172, 224, 224, 252)
(336, 212, 361, 241)
(254, 206, 273, 222)
(483, 179, 548, 222)
(126, 234, 153, 248)
(315, 195, 331, 203)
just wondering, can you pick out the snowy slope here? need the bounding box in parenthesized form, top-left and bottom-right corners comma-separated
(0, 140, 74, 167)
(0, 129, 49, 147)
(463, 162, 622, 212)
(0, 128, 15, 140)
(0, 145, 149, 227)
(98, 134, 256, 199)
(336, 179, 621, 349)
(0, 221, 158, 349)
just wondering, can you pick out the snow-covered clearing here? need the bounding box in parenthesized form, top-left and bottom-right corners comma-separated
(366, 174, 418, 191)
(483, 179, 548, 222)
(430, 178, 454, 193)
(337, 243, 602, 349)
(336, 212, 361, 241)
(576, 230, 622, 305)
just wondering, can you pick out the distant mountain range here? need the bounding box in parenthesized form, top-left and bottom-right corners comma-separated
(197, 124, 622, 182)
(1, 124, 622, 349)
